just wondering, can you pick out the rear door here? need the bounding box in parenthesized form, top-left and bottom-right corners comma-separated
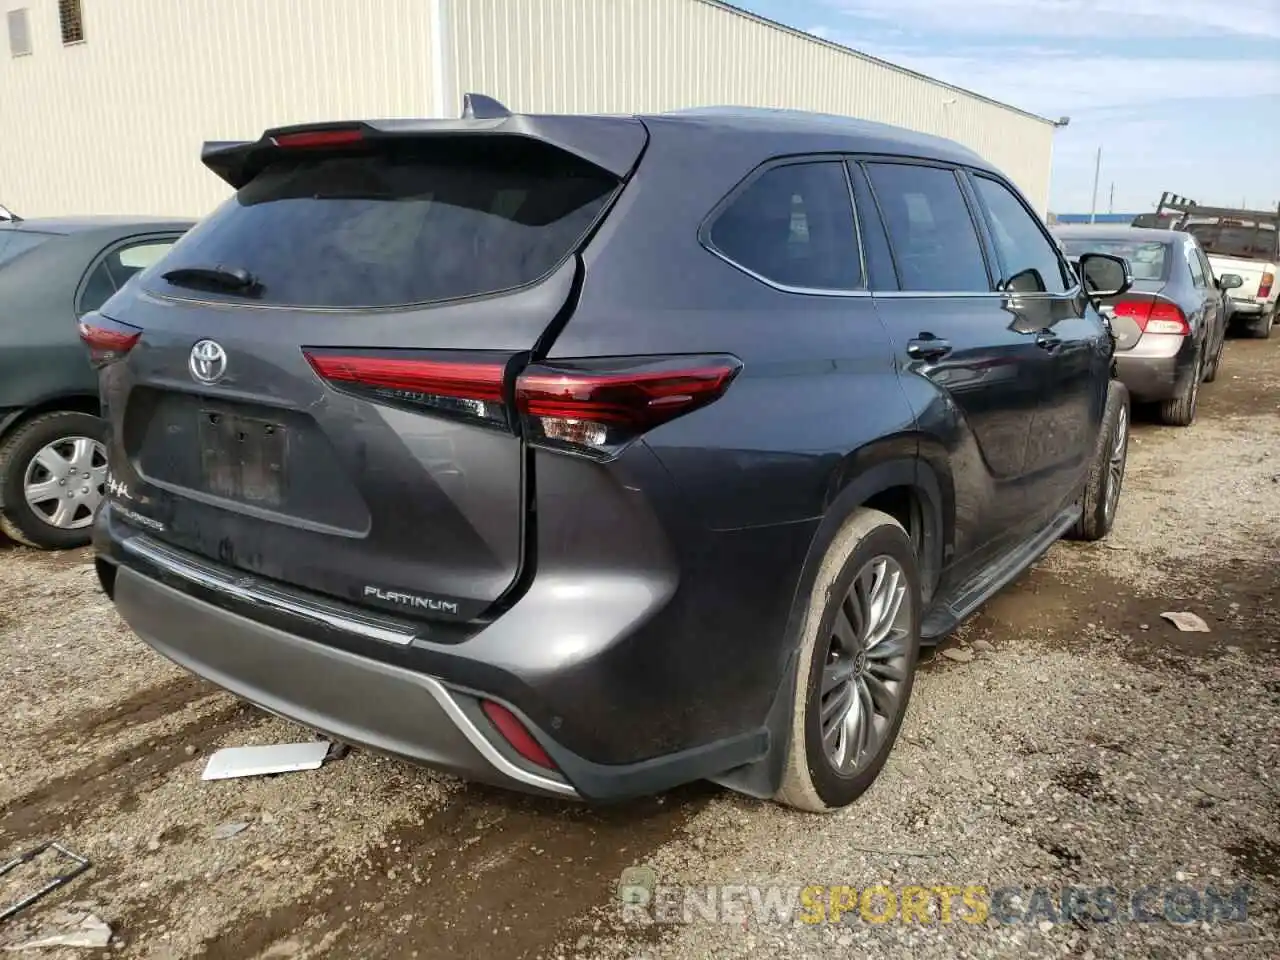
(855, 159, 1043, 577)
(97, 125, 641, 622)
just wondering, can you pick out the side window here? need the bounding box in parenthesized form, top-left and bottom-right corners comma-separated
(863, 163, 989, 292)
(707, 161, 861, 291)
(78, 262, 117, 315)
(1187, 245, 1206, 288)
(1197, 248, 1215, 287)
(971, 175, 1070, 294)
(79, 238, 178, 315)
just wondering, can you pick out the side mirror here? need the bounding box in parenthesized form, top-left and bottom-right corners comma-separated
(1076, 253, 1133, 299)
(1218, 273, 1244, 290)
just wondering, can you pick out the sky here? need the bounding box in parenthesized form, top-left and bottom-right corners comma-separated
(737, 0, 1280, 214)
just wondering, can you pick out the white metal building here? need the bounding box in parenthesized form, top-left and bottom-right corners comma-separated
(1, 0, 1058, 219)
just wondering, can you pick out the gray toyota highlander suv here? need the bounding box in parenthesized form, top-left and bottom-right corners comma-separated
(89, 97, 1132, 811)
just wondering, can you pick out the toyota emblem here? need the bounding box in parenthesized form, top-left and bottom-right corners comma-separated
(189, 339, 228, 384)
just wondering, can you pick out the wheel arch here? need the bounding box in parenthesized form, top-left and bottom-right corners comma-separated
(0, 393, 101, 443)
(711, 440, 954, 800)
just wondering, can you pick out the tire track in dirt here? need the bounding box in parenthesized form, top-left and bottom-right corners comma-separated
(40, 675, 219, 742)
(193, 784, 715, 960)
(0, 700, 254, 843)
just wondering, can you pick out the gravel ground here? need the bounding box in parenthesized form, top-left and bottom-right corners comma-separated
(0, 338, 1276, 960)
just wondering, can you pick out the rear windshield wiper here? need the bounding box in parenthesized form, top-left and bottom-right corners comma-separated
(161, 264, 262, 296)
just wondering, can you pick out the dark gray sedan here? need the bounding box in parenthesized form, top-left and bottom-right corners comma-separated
(0, 216, 192, 548)
(1055, 225, 1241, 426)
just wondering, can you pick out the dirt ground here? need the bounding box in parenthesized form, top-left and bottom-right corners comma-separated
(1, 338, 1277, 960)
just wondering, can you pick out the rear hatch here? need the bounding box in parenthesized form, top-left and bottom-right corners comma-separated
(1203, 255, 1269, 304)
(95, 117, 645, 622)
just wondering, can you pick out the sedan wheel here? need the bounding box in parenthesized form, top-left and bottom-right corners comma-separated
(24, 436, 108, 530)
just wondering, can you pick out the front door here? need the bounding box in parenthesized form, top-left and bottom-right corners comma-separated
(854, 159, 1046, 586)
(965, 172, 1110, 528)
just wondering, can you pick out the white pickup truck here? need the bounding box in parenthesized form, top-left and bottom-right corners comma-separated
(1137, 195, 1279, 339)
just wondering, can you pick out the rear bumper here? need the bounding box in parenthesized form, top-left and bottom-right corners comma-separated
(1114, 333, 1197, 402)
(1227, 300, 1265, 317)
(112, 564, 577, 798)
(95, 510, 772, 802)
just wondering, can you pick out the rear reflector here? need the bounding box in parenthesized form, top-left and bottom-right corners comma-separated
(480, 700, 556, 771)
(78, 314, 142, 368)
(1259, 271, 1274, 299)
(516, 355, 743, 456)
(304, 350, 509, 427)
(271, 128, 365, 149)
(1112, 298, 1190, 336)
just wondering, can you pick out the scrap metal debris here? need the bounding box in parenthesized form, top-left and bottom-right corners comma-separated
(1160, 611, 1211, 633)
(0, 842, 91, 924)
(4, 913, 111, 950)
(202, 741, 333, 781)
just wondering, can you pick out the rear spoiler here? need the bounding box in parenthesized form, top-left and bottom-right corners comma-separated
(202, 92, 648, 189)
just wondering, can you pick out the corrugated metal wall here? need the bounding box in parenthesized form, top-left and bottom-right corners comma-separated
(0, 0, 441, 217)
(0, 0, 1054, 218)
(448, 0, 1055, 211)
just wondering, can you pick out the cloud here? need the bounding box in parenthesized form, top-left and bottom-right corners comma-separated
(821, 0, 1280, 40)
(854, 47, 1280, 114)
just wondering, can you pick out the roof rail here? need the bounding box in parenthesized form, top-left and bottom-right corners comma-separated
(461, 93, 512, 120)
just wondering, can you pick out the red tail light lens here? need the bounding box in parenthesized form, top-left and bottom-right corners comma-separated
(1259, 271, 1274, 299)
(515, 355, 743, 456)
(1112, 299, 1189, 336)
(271, 128, 365, 149)
(480, 700, 556, 771)
(78, 314, 142, 368)
(304, 350, 510, 427)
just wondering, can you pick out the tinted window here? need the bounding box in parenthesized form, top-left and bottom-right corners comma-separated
(152, 142, 618, 308)
(865, 163, 989, 292)
(1187, 243, 1206, 287)
(80, 237, 179, 315)
(973, 176, 1070, 293)
(0, 230, 53, 267)
(708, 162, 860, 291)
(1196, 246, 1215, 286)
(1185, 221, 1277, 260)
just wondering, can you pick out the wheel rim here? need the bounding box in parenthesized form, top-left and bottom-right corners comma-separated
(819, 555, 913, 776)
(22, 436, 108, 530)
(1103, 404, 1127, 522)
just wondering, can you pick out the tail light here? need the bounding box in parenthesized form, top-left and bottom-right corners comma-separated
(515, 355, 743, 456)
(303, 350, 511, 428)
(271, 128, 365, 149)
(1112, 299, 1190, 336)
(480, 700, 556, 771)
(305, 349, 743, 457)
(1259, 271, 1274, 299)
(78, 314, 142, 368)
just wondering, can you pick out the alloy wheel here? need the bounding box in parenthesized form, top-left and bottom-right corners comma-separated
(23, 436, 108, 530)
(819, 555, 913, 775)
(1103, 404, 1127, 523)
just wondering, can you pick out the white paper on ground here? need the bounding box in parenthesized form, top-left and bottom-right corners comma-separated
(1160, 611, 1211, 633)
(201, 741, 332, 781)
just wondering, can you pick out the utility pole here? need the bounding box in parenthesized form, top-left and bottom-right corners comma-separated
(1089, 147, 1101, 223)
(1108, 182, 1115, 215)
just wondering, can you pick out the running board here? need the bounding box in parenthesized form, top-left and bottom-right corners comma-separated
(920, 506, 1080, 642)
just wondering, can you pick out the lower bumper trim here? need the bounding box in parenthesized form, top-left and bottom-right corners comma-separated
(112, 566, 577, 798)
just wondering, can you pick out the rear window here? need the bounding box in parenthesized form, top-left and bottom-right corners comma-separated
(1059, 238, 1169, 282)
(1183, 221, 1277, 261)
(0, 230, 54, 267)
(152, 141, 619, 308)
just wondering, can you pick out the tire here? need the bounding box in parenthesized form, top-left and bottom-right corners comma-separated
(774, 509, 921, 813)
(1246, 309, 1274, 339)
(1203, 336, 1223, 383)
(1158, 349, 1201, 427)
(0, 411, 108, 550)
(1068, 381, 1129, 542)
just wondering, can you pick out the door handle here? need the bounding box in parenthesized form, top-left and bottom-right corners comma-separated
(906, 335, 953, 362)
(1035, 331, 1062, 352)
